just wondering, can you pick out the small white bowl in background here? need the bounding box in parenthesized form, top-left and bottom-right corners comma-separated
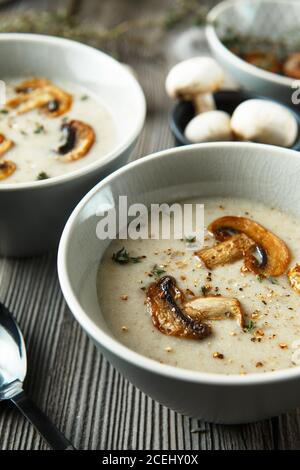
(58, 142, 300, 424)
(0, 34, 146, 257)
(206, 0, 300, 103)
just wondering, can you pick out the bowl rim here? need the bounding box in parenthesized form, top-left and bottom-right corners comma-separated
(58, 141, 300, 386)
(206, 0, 299, 89)
(0, 33, 146, 192)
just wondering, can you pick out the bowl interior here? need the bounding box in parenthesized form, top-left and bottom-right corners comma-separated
(210, 0, 300, 45)
(170, 90, 300, 150)
(0, 34, 145, 172)
(59, 143, 300, 377)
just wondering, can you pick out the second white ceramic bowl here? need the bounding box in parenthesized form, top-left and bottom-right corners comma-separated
(58, 142, 300, 424)
(206, 0, 300, 103)
(0, 34, 146, 257)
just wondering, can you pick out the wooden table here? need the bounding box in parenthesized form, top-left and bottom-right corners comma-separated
(0, 0, 299, 450)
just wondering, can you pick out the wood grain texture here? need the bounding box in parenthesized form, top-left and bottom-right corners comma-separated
(0, 0, 299, 451)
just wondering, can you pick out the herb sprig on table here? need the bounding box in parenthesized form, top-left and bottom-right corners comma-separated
(0, 0, 208, 60)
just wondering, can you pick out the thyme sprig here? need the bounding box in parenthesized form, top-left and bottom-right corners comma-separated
(112, 247, 145, 265)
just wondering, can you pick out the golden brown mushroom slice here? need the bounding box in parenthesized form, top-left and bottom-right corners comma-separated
(146, 275, 211, 340)
(208, 216, 290, 277)
(283, 52, 300, 79)
(196, 233, 255, 269)
(0, 160, 16, 180)
(184, 296, 245, 328)
(42, 84, 73, 117)
(15, 78, 51, 93)
(7, 82, 72, 117)
(243, 51, 281, 74)
(288, 264, 300, 294)
(57, 120, 95, 162)
(7, 87, 54, 114)
(0, 133, 14, 157)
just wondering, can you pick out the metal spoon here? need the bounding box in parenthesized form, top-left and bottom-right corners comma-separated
(0, 302, 75, 450)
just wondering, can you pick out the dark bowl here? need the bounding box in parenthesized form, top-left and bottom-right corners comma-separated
(170, 90, 300, 151)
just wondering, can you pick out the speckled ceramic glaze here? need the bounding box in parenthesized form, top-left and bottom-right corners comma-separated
(58, 142, 300, 424)
(0, 34, 146, 257)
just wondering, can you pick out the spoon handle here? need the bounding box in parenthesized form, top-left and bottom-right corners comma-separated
(11, 390, 75, 450)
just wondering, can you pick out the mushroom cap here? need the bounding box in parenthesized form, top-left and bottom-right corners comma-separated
(165, 57, 224, 100)
(231, 99, 298, 147)
(184, 110, 232, 143)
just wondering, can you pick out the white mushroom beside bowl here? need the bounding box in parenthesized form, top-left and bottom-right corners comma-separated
(167, 56, 300, 149)
(231, 99, 298, 147)
(166, 56, 225, 114)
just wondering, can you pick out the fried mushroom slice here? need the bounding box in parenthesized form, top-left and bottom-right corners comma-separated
(146, 275, 211, 340)
(243, 51, 281, 74)
(283, 52, 300, 79)
(6, 83, 72, 117)
(0, 134, 14, 157)
(42, 85, 73, 117)
(57, 120, 95, 162)
(15, 78, 51, 93)
(288, 264, 300, 294)
(184, 296, 245, 328)
(7, 88, 54, 114)
(0, 160, 16, 180)
(208, 216, 290, 277)
(195, 233, 255, 269)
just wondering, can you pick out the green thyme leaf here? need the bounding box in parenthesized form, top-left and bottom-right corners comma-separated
(185, 235, 196, 243)
(244, 320, 255, 333)
(36, 171, 49, 180)
(151, 264, 166, 278)
(34, 124, 45, 134)
(112, 247, 144, 264)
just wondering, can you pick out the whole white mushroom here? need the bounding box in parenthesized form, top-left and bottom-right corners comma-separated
(165, 57, 224, 113)
(185, 110, 232, 143)
(231, 99, 298, 148)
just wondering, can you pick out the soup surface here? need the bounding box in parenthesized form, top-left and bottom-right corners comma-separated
(0, 78, 117, 183)
(97, 197, 300, 375)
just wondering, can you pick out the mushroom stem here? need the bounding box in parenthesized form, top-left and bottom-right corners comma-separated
(193, 92, 216, 114)
(288, 264, 300, 294)
(184, 296, 245, 328)
(0, 134, 14, 157)
(195, 233, 255, 269)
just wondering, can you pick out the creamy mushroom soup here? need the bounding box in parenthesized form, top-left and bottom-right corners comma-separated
(0, 78, 117, 183)
(97, 197, 300, 375)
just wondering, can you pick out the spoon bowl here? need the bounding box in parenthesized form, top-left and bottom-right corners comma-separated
(0, 302, 75, 449)
(0, 303, 26, 400)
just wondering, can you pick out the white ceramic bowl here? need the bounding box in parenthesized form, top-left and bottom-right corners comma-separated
(206, 0, 300, 102)
(0, 33, 146, 257)
(58, 142, 300, 424)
